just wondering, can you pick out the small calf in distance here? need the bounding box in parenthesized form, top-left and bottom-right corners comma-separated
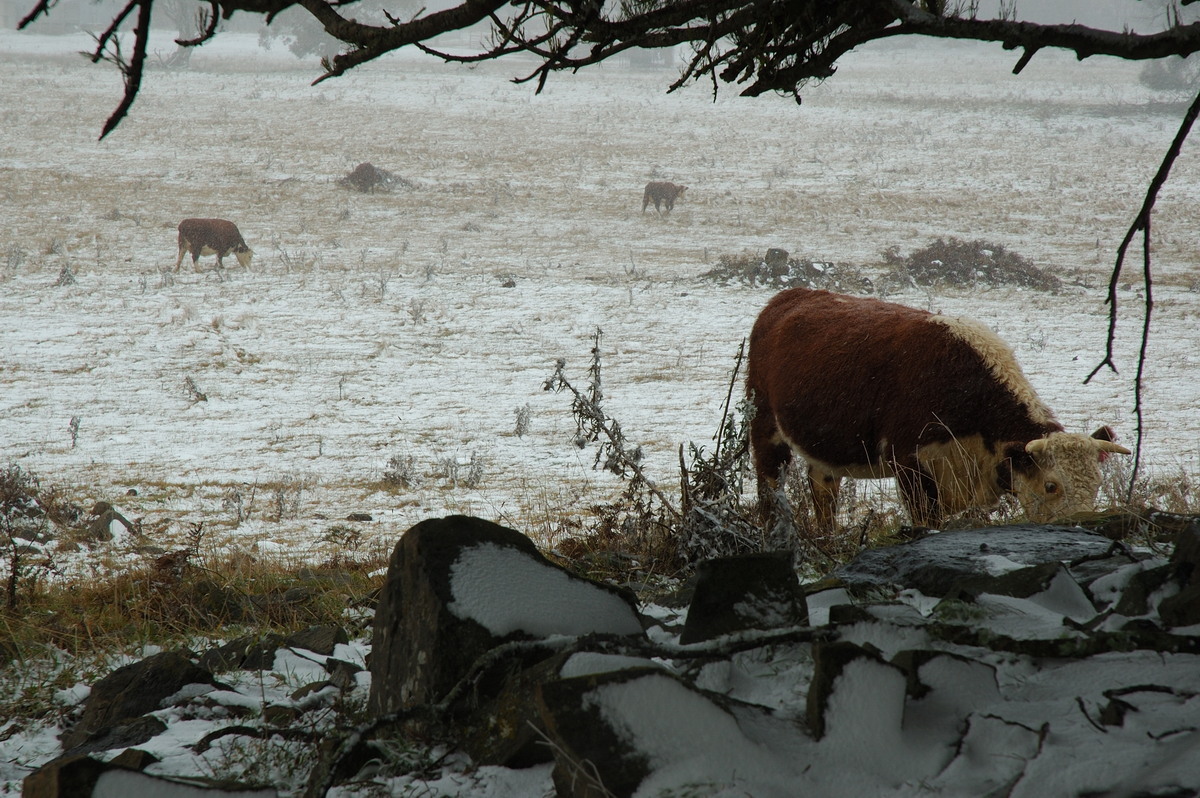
(175, 218, 253, 271)
(642, 181, 687, 214)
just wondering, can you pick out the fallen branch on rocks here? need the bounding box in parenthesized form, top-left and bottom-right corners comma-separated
(192, 724, 321, 754)
(302, 623, 831, 796)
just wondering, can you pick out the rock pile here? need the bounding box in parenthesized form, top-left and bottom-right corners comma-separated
(21, 514, 1200, 797)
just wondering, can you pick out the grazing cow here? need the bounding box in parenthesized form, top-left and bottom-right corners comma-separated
(642, 181, 687, 214)
(175, 218, 252, 271)
(746, 288, 1130, 530)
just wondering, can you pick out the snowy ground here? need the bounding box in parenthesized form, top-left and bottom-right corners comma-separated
(2, 20, 1200, 798)
(3, 27, 1198, 570)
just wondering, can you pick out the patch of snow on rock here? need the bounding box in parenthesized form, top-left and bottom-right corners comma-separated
(447, 542, 643, 637)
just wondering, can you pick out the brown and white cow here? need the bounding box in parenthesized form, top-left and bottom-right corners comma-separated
(746, 288, 1130, 531)
(175, 218, 253, 271)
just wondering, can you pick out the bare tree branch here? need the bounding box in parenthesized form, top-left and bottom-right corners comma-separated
(1085, 86, 1200, 490)
(176, 0, 220, 47)
(83, 0, 154, 140)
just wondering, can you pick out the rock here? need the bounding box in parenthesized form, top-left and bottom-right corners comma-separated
(61, 652, 218, 750)
(836, 525, 1115, 596)
(367, 515, 645, 718)
(1113, 564, 1176, 617)
(26, 751, 277, 797)
(192, 579, 247, 623)
(290, 681, 335, 702)
(945, 561, 1068, 600)
(64, 716, 168, 757)
(807, 641, 900, 740)
(537, 667, 807, 798)
(1158, 582, 1200, 627)
(325, 658, 363, 692)
(1169, 521, 1200, 585)
(942, 561, 1097, 621)
(536, 670, 655, 798)
(22, 754, 109, 798)
(461, 650, 572, 767)
(107, 748, 159, 771)
(199, 634, 286, 673)
(346, 512, 373, 522)
(338, 162, 400, 193)
(285, 625, 348, 656)
(84, 502, 136, 542)
(679, 551, 806, 644)
(263, 705, 301, 726)
(891, 649, 999, 702)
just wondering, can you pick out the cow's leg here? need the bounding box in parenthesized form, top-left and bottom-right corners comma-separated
(750, 410, 792, 523)
(894, 461, 941, 528)
(807, 466, 841, 532)
(190, 251, 201, 271)
(175, 243, 186, 272)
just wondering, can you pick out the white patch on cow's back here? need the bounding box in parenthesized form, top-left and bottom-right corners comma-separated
(932, 315, 1057, 426)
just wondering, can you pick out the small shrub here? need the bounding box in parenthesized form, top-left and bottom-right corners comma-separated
(223, 484, 258, 524)
(880, 238, 1062, 292)
(5, 245, 26, 272)
(699, 249, 874, 292)
(1139, 55, 1200, 97)
(54, 265, 76, 286)
(514, 403, 532, 437)
(268, 476, 315, 522)
(382, 455, 419, 488)
(337, 162, 413, 193)
(184, 376, 208, 403)
(434, 452, 485, 489)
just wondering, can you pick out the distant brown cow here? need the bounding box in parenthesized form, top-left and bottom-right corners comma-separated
(746, 288, 1130, 531)
(642, 181, 687, 214)
(175, 218, 252, 271)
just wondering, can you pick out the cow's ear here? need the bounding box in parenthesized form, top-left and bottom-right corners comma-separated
(997, 442, 1032, 492)
(1090, 426, 1132, 461)
(1002, 441, 1036, 471)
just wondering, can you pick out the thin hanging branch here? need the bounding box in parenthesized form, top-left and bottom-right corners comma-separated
(79, 0, 154, 140)
(1086, 86, 1200, 491)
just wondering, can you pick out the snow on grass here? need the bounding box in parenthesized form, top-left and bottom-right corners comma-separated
(3, 29, 1199, 575)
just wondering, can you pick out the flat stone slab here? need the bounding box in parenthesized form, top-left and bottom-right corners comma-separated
(835, 525, 1116, 596)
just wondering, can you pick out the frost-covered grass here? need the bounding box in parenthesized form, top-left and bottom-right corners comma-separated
(3, 30, 1199, 572)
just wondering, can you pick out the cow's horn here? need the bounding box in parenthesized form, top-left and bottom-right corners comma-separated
(1025, 438, 1048, 455)
(1096, 440, 1132, 455)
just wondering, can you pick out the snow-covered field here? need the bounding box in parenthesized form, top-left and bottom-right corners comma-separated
(2, 27, 1199, 567)
(3, 22, 1200, 798)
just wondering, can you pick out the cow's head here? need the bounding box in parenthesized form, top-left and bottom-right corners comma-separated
(1002, 427, 1131, 522)
(233, 246, 253, 269)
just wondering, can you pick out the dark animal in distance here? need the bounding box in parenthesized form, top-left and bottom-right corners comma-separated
(642, 181, 687, 214)
(746, 288, 1130, 531)
(175, 218, 253, 271)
